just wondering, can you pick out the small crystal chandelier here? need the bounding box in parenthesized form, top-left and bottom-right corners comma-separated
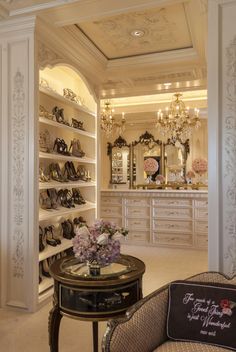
(156, 93, 201, 142)
(100, 100, 126, 137)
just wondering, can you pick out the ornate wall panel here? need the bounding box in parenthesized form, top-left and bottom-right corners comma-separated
(8, 39, 29, 307)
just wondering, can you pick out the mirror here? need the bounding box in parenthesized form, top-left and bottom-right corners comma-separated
(164, 138, 190, 182)
(107, 136, 130, 186)
(132, 131, 163, 187)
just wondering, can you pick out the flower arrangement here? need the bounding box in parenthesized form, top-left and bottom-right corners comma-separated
(155, 174, 165, 183)
(72, 220, 128, 266)
(143, 157, 159, 175)
(192, 158, 208, 175)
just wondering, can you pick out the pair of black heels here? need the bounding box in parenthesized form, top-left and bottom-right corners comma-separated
(61, 219, 75, 240)
(64, 161, 80, 181)
(71, 118, 84, 131)
(49, 162, 68, 183)
(72, 188, 86, 205)
(53, 138, 71, 156)
(58, 189, 75, 208)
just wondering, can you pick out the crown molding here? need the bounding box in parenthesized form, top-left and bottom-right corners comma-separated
(63, 25, 107, 67)
(42, 0, 190, 27)
(8, 0, 79, 17)
(106, 48, 198, 71)
(0, 15, 36, 35)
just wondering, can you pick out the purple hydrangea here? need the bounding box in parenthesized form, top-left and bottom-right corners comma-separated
(72, 219, 128, 265)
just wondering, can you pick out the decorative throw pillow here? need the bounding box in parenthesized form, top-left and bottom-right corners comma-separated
(167, 281, 236, 351)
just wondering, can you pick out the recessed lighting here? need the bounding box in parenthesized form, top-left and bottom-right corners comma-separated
(164, 83, 172, 87)
(130, 29, 145, 38)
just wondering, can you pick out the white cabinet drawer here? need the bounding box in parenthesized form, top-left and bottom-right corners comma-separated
(101, 217, 122, 227)
(101, 206, 122, 217)
(153, 220, 192, 233)
(195, 221, 208, 234)
(126, 206, 149, 218)
(153, 207, 192, 220)
(126, 218, 149, 230)
(196, 235, 208, 248)
(152, 198, 191, 207)
(127, 231, 149, 242)
(101, 197, 122, 206)
(153, 232, 192, 246)
(195, 208, 208, 220)
(125, 198, 149, 207)
(194, 199, 208, 208)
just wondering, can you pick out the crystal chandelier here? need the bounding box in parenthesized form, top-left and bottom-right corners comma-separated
(100, 100, 126, 136)
(156, 93, 201, 142)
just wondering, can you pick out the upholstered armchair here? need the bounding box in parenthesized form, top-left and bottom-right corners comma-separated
(102, 272, 236, 352)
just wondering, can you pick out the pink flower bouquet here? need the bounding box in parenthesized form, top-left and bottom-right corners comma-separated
(192, 158, 208, 175)
(72, 220, 128, 266)
(144, 158, 159, 175)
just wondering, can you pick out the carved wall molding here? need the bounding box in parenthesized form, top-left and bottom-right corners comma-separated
(224, 36, 236, 275)
(11, 70, 25, 279)
(38, 41, 64, 69)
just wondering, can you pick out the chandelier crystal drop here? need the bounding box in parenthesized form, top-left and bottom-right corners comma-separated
(156, 93, 201, 142)
(100, 100, 126, 137)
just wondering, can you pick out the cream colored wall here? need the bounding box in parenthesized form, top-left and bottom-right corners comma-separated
(101, 117, 208, 189)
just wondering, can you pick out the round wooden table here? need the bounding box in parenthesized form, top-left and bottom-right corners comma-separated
(48, 254, 145, 352)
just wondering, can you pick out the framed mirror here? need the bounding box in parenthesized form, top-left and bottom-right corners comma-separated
(164, 138, 190, 182)
(107, 136, 131, 186)
(131, 131, 163, 187)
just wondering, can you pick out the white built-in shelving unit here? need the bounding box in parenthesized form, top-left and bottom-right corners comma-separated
(38, 65, 97, 304)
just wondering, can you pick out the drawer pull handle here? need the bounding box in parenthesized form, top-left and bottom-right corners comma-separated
(133, 222, 141, 225)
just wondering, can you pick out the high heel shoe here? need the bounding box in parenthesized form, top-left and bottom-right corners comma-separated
(47, 188, 59, 209)
(52, 106, 64, 124)
(39, 167, 50, 183)
(39, 226, 45, 252)
(49, 163, 68, 182)
(64, 161, 80, 181)
(77, 166, 87, 182)
(69, 138, 85, 158)
(53, 138, 71, 156)
(45, 227, 57, 246)
(42, 259, 51, 277)
(39, 190, 52, 209)
(72, 188, 86, 204)
(48, 225, 61, 245)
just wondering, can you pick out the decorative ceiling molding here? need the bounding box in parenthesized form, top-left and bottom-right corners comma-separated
(78, 3, 192, 59)
(38, 41, 64, 69)
(46, 0, 190, 28)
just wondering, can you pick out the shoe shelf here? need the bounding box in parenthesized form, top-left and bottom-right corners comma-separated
(39, 238, 72, 262)
(39, 86, 96, 118)
(38, 277, 54, 295)
(39, 116, 96, 139)
(39, 180, 96, 190)
(39, 151, 96, 164)
(39, 201, 96, 221)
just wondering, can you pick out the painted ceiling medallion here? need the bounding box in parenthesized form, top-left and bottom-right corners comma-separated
(77, 3, 192, 59)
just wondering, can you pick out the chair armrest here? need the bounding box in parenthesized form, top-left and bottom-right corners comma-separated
(102, 284, 169, 352)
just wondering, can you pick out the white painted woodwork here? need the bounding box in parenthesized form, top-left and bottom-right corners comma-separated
(101, 190, 208, 250)
(208, 0, 236, 275)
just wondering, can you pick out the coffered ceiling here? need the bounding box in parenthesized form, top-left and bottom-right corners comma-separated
(76, 3, 192, 59)
(0, 0, 208, 103)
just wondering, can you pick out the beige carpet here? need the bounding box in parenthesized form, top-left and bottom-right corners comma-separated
(0, 245, 208, 352)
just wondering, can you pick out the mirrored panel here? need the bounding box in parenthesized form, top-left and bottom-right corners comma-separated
(132, 131, 163, 187)
(107, 136, 130, 186)
(164, 139, 190, 182)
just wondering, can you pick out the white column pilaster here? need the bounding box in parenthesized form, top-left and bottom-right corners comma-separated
(0, 16, 38, 311)
(208, 0, 236, 275)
